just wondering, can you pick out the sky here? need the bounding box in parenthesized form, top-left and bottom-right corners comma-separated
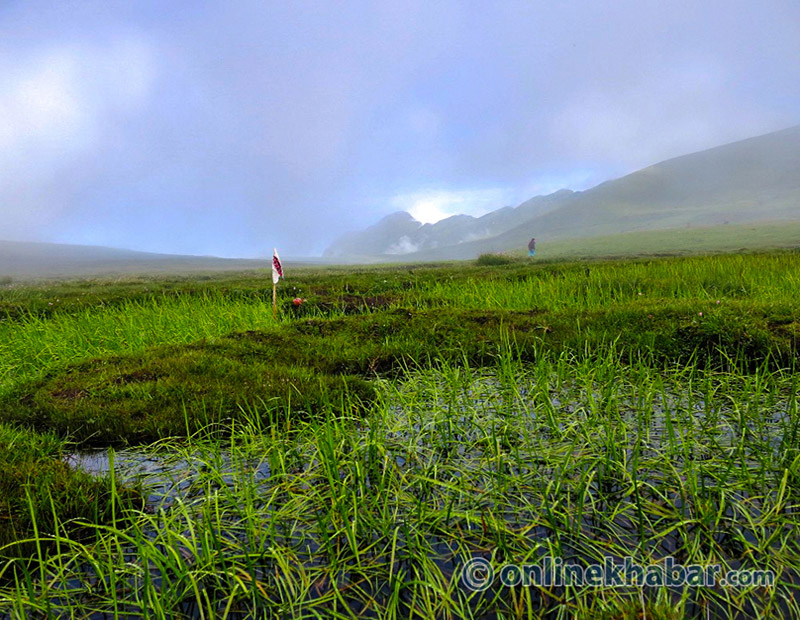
(1, 0, 798, 258)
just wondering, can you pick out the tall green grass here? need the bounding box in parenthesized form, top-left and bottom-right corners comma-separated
(1, 251, 799, 618)
(0, 292, 285, 394)
(5, 251, 798, 397)
(426, 253, 800, 312)
(2, 347, 797, 618)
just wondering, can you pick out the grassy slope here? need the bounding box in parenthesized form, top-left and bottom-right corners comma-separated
(405, 218, 800, 262)
(517, 220, 800, 260)
(397, 125, 800, 260)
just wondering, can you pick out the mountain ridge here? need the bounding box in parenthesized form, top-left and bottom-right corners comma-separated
(325, 125, 800, 260)
(324, 188, 573, 257)
(0, 239, 269, 278)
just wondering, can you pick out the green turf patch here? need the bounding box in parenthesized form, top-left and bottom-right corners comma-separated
(2, 252, 800, 617)
(0, 424, 140, 563)
(3, 303, 797, 447)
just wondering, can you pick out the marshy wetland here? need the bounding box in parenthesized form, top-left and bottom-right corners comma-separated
(1, 251, 800, 619)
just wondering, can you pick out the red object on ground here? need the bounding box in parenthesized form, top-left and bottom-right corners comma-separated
(292, 297, 305, 306)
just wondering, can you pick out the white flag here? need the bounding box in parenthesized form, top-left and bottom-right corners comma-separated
(272, 248, 283, 284)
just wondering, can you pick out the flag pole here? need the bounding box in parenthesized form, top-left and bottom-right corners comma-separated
(271, 248, 283, 321)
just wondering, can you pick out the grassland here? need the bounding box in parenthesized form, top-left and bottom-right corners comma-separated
(500, 220, 800, 261)
(1, 250, 799, 618)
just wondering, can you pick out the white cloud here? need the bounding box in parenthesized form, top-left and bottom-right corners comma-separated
(0, 38, 156, 235)
(405, 107, 441, 137)
(551, 59, 775, 171)
(385, 235, 419, 254)
(391, 188, 512, 224)
(0, 52, 85, 152)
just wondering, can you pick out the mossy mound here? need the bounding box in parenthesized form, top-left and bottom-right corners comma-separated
(0, 424, 140, 562)
(2, 305, 797, 448)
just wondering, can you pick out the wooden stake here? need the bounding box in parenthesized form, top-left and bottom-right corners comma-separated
(272, 282, 277, 319)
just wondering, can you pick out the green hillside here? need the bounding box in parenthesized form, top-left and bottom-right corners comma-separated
(329, 125, 800, 261)
(492, 125, 800, 247)
(504, 220, 800, 261)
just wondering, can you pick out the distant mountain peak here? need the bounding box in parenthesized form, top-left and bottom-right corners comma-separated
(323, 210, 422, 258)
(380, 211, 420, 223)
(326, 191, 567, 257)
(324, 126, 800, 261)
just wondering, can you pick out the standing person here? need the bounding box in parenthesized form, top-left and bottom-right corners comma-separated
(528, 237, 536, 257)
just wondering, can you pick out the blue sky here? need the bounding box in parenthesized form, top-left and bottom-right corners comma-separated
(1, 0, 798, 257)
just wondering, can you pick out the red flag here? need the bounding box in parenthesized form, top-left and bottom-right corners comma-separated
(272, 248, 283, 284)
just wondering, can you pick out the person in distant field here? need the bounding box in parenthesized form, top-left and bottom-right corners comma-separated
(528, 237, 536, 257)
